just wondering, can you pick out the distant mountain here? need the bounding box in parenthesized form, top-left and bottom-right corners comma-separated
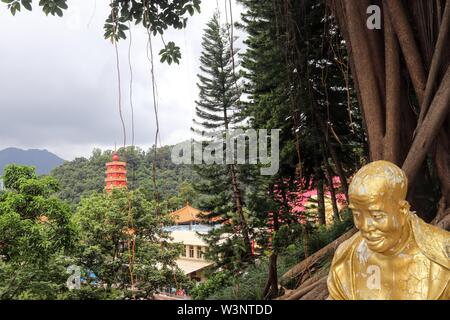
(0, 147, 64, 176)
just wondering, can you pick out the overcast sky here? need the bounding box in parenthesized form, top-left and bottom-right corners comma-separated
(0, 0, 244, 160)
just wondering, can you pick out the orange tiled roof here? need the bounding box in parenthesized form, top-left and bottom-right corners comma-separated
(169, 203, 211, 224)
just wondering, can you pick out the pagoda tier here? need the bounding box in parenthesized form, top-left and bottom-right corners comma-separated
(105, 152, 127, 192)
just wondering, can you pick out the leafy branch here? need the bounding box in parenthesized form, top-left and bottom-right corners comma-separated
(1, 0, 202, 65)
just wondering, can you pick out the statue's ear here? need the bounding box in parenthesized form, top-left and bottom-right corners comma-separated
(399, 200, 410, 217)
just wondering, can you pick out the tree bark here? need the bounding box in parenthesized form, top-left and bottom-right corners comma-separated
(263, 185, 280, 298)
(263, 252, 279, 299)
(383, 6, 402, 165)
(402, 65, 450, 186)
(331, 0, 450, 224)
(317, 177, 326, 225)
(416, 0, 450, 128)
(340, 0, 385, 160)
(299, 276, 329, 300)
(432, 129, 450, 229)
(327, 141, 349, 199)
(384, 0, 427, 106)
(229, 163, 253, 262)
(324, 154, 341, 222)
(286, 276, 328, 300)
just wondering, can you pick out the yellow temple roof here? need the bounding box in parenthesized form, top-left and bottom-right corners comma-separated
(169, 203, 210, 224)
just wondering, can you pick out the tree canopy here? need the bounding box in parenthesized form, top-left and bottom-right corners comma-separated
(0, 165, 76, 299)
(73, 188, 188, 298)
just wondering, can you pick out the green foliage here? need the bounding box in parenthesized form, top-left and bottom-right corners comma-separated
(73, 188, 188, 298)
(193, 12, 242, 133)
(237, 0, 297, 177)
(59, 286, 123, 300)
(205, 256, 293, 300)
(102, 0, 200, 63)
(159, 41, 182, 65)
(191, 11, 258, 270)
(190, 270, 233, 300)
(307, 209, 353, 253)
(201, 213, 353, 299)
(177, 181, 197, 205)
(3, 164, 36, 191)
(0, 164, 193, 299)
(103, 0, 201, 38)
(1, 0, 66, 16)
(0, 165, 76, 299)
(281, 209, 354, 270)
(50, 146, 200, 208)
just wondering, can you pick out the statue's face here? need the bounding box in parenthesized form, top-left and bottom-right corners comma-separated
(349, 193, 407, 254)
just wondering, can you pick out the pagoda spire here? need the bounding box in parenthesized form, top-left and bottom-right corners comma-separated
(105, 151, 127, 192)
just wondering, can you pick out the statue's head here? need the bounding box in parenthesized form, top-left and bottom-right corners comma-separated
(349, 160, 410, 254)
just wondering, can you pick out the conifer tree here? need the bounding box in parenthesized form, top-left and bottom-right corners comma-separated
(192, 12, 253, 266)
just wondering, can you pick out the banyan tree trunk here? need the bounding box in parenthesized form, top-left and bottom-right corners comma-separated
(330, 0, 450, 226)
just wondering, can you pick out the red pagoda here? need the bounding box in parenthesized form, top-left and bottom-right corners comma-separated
(105, 152, 127, 192)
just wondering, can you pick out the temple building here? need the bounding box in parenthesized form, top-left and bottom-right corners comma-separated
(166, 203, 219, 283)
(105, 152, 127, 192)
(169, 202, 213, 228)
(169, 231, 213, 283)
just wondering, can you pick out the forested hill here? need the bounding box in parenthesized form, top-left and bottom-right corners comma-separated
(0, 147, 64, 175)
(50, 146, 200, 207)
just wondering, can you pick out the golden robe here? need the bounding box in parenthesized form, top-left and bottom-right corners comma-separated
(327, 213, 450, 300)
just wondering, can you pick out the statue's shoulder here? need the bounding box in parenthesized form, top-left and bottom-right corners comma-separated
(334, 231, 362, 260)
(410, 213, 450, 270)
(328, 231, 363, 299)
(331, 231, 363, 271)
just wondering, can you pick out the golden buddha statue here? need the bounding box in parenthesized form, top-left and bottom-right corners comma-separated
(327, 160, 450, 300)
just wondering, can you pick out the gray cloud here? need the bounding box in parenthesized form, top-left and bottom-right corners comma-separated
(0, 0, 244, 160)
